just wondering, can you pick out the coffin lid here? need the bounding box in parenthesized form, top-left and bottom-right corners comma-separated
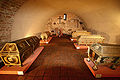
(90, 43, 120, 57)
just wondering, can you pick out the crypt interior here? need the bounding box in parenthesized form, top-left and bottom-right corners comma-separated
(0, 0, 120, 80)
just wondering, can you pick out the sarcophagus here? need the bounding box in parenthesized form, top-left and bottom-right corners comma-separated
(87, 43, 120, 70)
(77, 35, 104, 45)
(72, 31, 91, 38)
(40, 31, 51, 40)
(0, 36, 40, 67)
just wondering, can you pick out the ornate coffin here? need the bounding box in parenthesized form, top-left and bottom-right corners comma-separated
(87, 43, 120, 70)
(40, 31, 51, 40)
(0, 36, 40, 67)
(72, 31, 91, 38)
(77, 35, 104, 45)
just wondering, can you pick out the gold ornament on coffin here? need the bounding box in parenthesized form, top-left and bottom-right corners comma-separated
(4, 55, 19, 64)
(0, 36, 40, 67)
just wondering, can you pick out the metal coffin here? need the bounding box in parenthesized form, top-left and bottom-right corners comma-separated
(77, 35, 104, 46)
(87, 43, 120, 70)
(0, 36, 40, 67)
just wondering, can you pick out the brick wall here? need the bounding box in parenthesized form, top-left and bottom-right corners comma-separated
(0, 0, 27, 43)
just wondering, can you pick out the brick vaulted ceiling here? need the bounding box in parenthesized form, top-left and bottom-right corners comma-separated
(0, 0, 120, 44)
(0, 0, 27, 42)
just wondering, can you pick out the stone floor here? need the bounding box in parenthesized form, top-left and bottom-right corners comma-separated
(0, 35, 120, 80)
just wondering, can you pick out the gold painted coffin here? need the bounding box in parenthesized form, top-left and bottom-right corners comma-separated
(72, 31, 91, 38)
(0, 36, 40, 67)
(77, 35, 104, 45)
(87, 43, 120, 70)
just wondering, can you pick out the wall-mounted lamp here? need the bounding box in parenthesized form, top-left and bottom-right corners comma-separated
(64, 13, 67, 20)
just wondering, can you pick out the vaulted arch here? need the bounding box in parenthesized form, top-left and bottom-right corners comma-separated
(5, 0, 120, 44)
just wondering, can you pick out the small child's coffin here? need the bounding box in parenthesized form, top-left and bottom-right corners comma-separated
(40, 31, 51, 41)
(40, 31, 52, 44)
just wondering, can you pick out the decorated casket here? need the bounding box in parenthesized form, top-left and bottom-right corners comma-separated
(0, 36, 40, 67)
(77, 35, 104, 46)
(40, 31, 51, 40)
(72, 31, 91, 38)
(87, 43, 120, 70)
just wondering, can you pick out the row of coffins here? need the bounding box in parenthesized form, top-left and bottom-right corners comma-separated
(0, 36, 40, 67)
(39, 29, 62, 43)
(40, 29, 63, 41)
(71, 30, 120, 78)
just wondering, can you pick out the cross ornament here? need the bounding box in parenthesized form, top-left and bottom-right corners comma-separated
(58, 16, 62, 24)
